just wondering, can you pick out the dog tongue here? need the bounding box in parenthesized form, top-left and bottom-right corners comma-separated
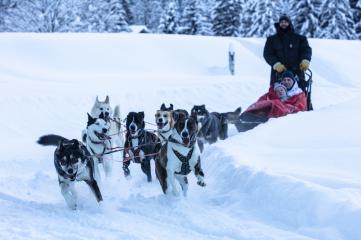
(157, 122, 164, 129)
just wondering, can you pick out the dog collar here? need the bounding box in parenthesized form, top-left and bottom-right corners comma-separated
(168, 135, 196, 148)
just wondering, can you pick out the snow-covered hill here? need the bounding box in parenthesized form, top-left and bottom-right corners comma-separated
(0, 33, 360, 240)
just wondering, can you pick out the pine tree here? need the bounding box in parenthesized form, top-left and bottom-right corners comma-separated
(179, 0, 212, 35)
(248, 0, 280, 37)
(212, 0, 241, 36)
(239, 0, 256, 37)
(350, 0, 361, 39)
(0, 0, 16, 31)
(106, 0, 130, 32)
(158, 1, 179, 34)
(291, 0, 321, 37)
(5, 0, 77, 32)
(132, 0, 162, 31)
(121, 0, 134, 24)
(318, 0, 356, 39)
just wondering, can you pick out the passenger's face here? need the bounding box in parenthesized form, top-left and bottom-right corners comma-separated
(281, 77, 294, 90)
(275, 87, 287, 97)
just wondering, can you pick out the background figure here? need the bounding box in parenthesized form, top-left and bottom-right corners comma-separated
(263, 15, 312, 90)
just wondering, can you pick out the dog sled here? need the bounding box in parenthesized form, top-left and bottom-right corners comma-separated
(235, 69, 313, 132)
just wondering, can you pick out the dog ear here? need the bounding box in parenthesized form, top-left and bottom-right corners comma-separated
(169, 104, 174, 110)
(138, 111, 145, 119)
(235, 106, 242, 115)
(87, 113, 96, 126)
(201, 104, 206, 109)
(105, 95, 110, 104)
(160, 103, 166, 111)
(95, 96, 100, 103)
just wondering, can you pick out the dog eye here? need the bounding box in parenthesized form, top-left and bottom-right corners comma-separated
(100, 108, 103, 110)
(95, 122, 100, 125)
(155, 113, 160, 117)
(163, 114, 168, 118)
(60, 160, 67, 165)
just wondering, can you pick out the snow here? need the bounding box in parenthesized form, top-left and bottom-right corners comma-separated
(0, 33, 361, 240)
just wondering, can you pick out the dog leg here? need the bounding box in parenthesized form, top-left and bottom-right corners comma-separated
(175, 175, 188, 197)
(59, 180, 77, 210)
(194, 157, 206, 187)
(197, 140, 204, 153)
(166, 170, 179, 196)
(93, 157, 102, 183)
(155, 159, 167, 194)
(141, 157, 152, 182)
(102, 155, 113, 178)
(85, 179, 103, 202)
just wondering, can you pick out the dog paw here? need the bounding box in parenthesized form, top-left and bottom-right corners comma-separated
(197, 181, 206, 187)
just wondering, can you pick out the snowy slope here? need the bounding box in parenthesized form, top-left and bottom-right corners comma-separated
(0, 33, 360, 240)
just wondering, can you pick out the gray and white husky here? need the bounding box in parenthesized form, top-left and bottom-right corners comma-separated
(83, 96, 124, 154)
(37, 135, 103, 210)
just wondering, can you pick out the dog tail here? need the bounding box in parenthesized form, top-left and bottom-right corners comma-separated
(113, 105, 121, 119)
(37, 134, 68, 146)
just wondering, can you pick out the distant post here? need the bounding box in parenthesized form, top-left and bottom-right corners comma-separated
(228, 43, 235, 75)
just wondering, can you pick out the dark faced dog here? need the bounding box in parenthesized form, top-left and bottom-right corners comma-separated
(123, 111, 161, 182)
(191, 104, 228, 152)
(37, 134, 102, 210)
(155, 113, 205, 197)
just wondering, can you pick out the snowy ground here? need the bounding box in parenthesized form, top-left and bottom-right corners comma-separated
(0, 33, 360, 240)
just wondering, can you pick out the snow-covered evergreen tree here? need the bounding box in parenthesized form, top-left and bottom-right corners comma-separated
(247, 0, 279, 37)
(350, 0, 361, 39)
(158, 1, 179, 34)
(132, 0, 162, 31)
(291, 0, 321, 37)
(212, 0, 241, 36)
(318, 0, 356, 39)
(0, 0, 16, 31)
(121, 0, 134, 24)
(106, 0, 130, 32)
(6, 0, 77, 32)
(178, 0, 212, 35)
(239, 0, 256, 37)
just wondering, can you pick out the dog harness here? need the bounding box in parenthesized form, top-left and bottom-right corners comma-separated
(173, 147, 194, 175)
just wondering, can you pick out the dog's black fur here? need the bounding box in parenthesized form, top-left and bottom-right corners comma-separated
(37, 134, 102, 209)
(123, 112, 161, 182)
(191, 105, 228, 152)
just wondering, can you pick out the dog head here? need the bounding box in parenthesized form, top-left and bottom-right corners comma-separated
(126, 112, 145, 137)
(191, 104, 209, 123)
(91, 96, 113, 121)
(220, 107, 242, 124)
(87, 113, 110, 141)
(55, 139, 85, 176)
(155, 103, 174, 131)
(172, 114, 198, 147)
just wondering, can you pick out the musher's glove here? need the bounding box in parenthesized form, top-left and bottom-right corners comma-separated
(299, 59, 310, 71)
(273, 62, 286, 73)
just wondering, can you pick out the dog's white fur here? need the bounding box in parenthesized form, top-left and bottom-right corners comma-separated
(164, 120, 205, 197)
(155, 110, 174, 145)
(86, 117, 112, 182)
(90, 96, 125, 151)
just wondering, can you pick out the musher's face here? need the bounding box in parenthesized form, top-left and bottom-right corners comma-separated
(279, 20, 289, 29)
(281, 77, 294, 90)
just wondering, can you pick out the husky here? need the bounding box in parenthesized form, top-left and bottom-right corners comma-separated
(83, 96, 124, 156)
(123, 111, 161, 182)
(155, 113, 206, 197)
(190, 104, 228, 152)
(85, 113, 112, 182)
(37, 135, 103, 210)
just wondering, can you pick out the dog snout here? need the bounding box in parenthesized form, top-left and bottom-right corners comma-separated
(182, 131, 189, 138)
(158, 118, 163, 123)
(105, 112, 109, 117)
(102, 128, 108, 133)
(130, 125, 136, 131)
(67, 169, 74, 174)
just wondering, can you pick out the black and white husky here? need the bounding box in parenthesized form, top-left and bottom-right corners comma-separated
(155, 113, 206, 197)
(85, 113, 112, 182)
(83, 96, 124, 156)
(123, 112, 161, 182)
(37, 135, 103, 210)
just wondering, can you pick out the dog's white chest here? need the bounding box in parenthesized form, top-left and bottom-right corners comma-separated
(131, 138, 139, 149)
(167, 144, 199, 175)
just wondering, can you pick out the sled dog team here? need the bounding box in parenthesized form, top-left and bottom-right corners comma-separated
(38, 96, 241, 210)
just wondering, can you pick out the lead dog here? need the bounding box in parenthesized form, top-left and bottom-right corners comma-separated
(155, 103, 174, 145)
(83, 96, 124, 156)
(155, 113, 206, 197)
(123, 111, 161, 182)
(37, 135, 103, 210)
(85, 113, 112, 182)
